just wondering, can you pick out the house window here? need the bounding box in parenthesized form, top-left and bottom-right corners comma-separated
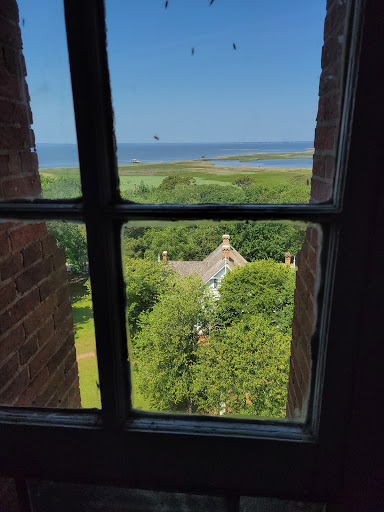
(0, 0, 380, 506)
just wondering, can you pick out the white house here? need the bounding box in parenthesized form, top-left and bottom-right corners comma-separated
(162, 234, 247, 289)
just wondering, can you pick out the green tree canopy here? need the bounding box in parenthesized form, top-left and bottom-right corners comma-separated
(125, 258, 176, 335)
(192, 315, 291, 418)
(133, 274, 213, 412)
(216, 259, 296, 332)
(47, 221, 88, 273)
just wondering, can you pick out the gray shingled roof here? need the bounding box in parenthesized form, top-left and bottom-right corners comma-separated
(168, 243, 247, 283)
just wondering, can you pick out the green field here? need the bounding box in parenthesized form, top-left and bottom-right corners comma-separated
(40, 150, 312, 199)
(69, 277, 152, 410)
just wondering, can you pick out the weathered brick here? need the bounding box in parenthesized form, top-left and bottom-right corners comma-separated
(0, 251, 22, 281)
(54, 300, 73, 329)
(310, 176, 333, 202)
(53, 247, 67, 269)
(3, 47, 23, 76)
(37, 317, 54, 347)
(41, 234, 58, 258)
(20, 150, 38, 172)
(316, 95, 340, 123)
(18, 334, 38, 365)
(0, 352, 18, 390)
(14, 366, 49, 406)
(0, 155, 9, 177)
(0, 73, 21, 100)
(314, 126, 338, 151)
(34, 367, 65, 407)
(2, 174, 41, 199)
(23, 297, 55, 337)
(0, 0, 20, 22)
(15, 257, 53, 294)
(0, 288, 40, 335)
(22, 240, 42, 267)
(39, 266, 67, 301)
(56, 284, 70, 307)
(48, 334, 75, 374)
(0, 368, 28, 406)
(0, 17, 21, 47)
(0, 231, 10, 258)
(0, 126, 31, 151)
(29, 338, 59, 379)
(7, 153, 20, 174)
(0, 280, 17, 310)
(0, 98, 29, 125)
(0, 324, 24, 362)
(9, 222, 47, 251)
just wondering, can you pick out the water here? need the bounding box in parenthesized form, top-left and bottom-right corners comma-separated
(210, 158, 313, 169)
(36, 142, 313, 169)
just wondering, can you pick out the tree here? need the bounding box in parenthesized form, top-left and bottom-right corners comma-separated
(192, 316, 291, 417)
(47, 221, 88, 272)
(133, 274, 213, 412)
(124, 258, 176, 335)
(215, 259, 296, 333)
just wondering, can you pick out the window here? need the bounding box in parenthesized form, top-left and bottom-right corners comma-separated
(0, 0, 383, 507)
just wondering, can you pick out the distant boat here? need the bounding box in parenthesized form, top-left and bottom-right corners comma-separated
(201, 155, 206, 158)
(131, 159, 140, 163)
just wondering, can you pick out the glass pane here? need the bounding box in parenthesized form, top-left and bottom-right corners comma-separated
(9, 1, 81, 200)
(123, 221, 321, 420)
(0, 220, 99, 409)
(105, 1, 332, 204)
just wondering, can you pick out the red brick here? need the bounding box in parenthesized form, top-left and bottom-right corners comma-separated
(318, 67, 341, 96)
(9, 222, 47, 251)
(0, 252, 23, 281)
(15, 257, 53, 293)
(34, 367, 65, 407)
(39, 266, 67, 301)
(0, 368, 28, 406)
(53, 247, 67, 269)
(0, 126, 31, 151)
(7, 153, 20, 174)
(3, 47, 24, 76)
(18, 334, 38, 365)
(54, 300, 73, 329)
(20, 150, 38, 172)
(0, 324, 24, 362)
(22, 240, 42, 267)
(64, 346, 77, 373)
(48, 334, 75, 374)
(0, 73, 21, 100)
(56, 284, 70, 307)
(0, 280, 17, 310)
(37, 317, 54, 347)
(310, 176, 333, 203)
(0, 155, 9, 177)
(0, 352, 18, 390)
(61, 361, 79, 394)
(314, 126, 337, 151)
(0, 288, 40, 335)
(0, 0, 20, 22)
(307, 245, 318, 275)
(23, 297, 55, 337)
(316, 95, 340, 123)
(42, 234, 58, 258)
(0, 98, 29, 125)
(313, 154, 336, 180)
(0, 17, 21, 47)
(54, 315, 74, 343)
(29, 338, 60, 379)
(14, 366, 49, 406)
(0, 231, 10, 258)
(321, 36, 343, 70)
(2, 174, 41, 199)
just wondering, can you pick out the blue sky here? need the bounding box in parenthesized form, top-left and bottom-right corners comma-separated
(18, 0, 326, 144)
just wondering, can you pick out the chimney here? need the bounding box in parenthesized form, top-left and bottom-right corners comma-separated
(162, 251, 168, 261)
(285, 252, 291, 266)
(222, 234, 230, 260)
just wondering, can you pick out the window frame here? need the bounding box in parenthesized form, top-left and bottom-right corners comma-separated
(0, 0, 377, 503)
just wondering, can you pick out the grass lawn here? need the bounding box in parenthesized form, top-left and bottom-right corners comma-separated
(69, 276, 152, 410)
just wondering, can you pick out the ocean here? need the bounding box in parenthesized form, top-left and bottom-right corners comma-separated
(36, 142, 313, 169)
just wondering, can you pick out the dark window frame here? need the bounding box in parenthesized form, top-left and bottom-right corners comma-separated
(0, 0, 379, 504)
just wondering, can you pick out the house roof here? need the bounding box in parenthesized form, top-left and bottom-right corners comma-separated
(168, 240, 247, 283)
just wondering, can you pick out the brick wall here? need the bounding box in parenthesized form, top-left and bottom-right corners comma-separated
(0, 0, 80, 409)
(286, 0, 347, 418)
